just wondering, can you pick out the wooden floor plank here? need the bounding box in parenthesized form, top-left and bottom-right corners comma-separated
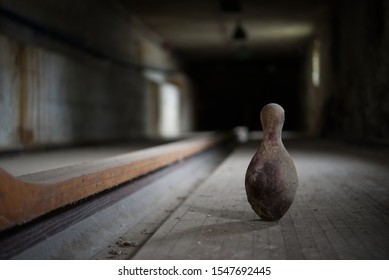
(216, 194, 256, 259)
(134, 146, 247, 259)
(288, 204, 322, 259)
(134, 140, 389, 260)
(279, 211, 305, 259)
(253, 219, 272, 259)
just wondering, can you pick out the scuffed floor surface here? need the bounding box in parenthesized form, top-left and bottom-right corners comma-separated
(1, 139, 388, 260)
(132, 140, 389, 259)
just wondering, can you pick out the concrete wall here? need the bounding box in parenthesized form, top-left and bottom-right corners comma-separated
(0, 0, 194, 150)
(323, 0, 389, 142)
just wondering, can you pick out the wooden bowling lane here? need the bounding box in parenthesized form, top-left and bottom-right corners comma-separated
(3, 144, 232, 259)
(0, 133, 229, 232)
(131, 140, 389, 260)
(0, 143, 158, 177)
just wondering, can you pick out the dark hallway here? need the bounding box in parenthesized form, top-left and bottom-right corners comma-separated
(187, 56, 305, 131)
(0, 0, 389, 266)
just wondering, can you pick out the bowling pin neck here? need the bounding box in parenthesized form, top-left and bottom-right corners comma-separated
(259, 103, 285, 147)
(263, 129, 282, 144)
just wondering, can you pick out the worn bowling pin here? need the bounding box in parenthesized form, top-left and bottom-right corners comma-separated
(245, 103, 298, 221)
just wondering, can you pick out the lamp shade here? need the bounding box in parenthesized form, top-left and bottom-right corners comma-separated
(233, 22, 247, 40)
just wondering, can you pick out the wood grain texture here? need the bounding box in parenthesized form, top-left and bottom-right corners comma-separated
(133, 140, 389, 260)
(0, 133, 229, 232)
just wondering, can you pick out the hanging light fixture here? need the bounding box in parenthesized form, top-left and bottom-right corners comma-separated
(232, 21, 247, 41)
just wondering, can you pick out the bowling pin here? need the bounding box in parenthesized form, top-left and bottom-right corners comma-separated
(245, 103, 298, 221)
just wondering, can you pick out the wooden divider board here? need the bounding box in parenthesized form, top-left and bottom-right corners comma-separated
(0, 133, 229, 232)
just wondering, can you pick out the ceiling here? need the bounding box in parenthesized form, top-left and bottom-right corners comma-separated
(119, 0, 330, 61)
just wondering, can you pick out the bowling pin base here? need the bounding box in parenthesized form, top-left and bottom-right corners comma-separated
(245, 159, 297, 221)
(246, 186, 295, 221)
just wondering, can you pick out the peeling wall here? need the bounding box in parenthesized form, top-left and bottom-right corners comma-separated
(0, 0, 194, 150)
(0, 34, 146, 149)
